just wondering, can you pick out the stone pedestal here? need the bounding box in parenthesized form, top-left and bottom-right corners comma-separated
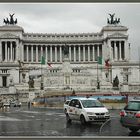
(62, 57, 72, 89)
(122, 85, 129, 92)
(9, 85, 16, 94)
(28, 91, 35, 101)
(62, 57, 72, 73)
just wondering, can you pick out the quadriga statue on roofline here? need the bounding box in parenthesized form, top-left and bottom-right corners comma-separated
(107, 13, 120, 25)
(3, 13, 18, 25)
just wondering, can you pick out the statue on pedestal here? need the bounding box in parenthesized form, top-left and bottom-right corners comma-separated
(113, 75, 119, 87)
(28, 77, 34, 89)
(63, 44, 69, 58)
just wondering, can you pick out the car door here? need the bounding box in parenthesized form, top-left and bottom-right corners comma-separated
(68, 99, 77, 120)
(74, 99, 82, 120)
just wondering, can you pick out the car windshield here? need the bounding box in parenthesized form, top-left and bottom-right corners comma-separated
(124, 101, 140, 111)
(65, 101, 70, 105)
(81, 100, 104, 108)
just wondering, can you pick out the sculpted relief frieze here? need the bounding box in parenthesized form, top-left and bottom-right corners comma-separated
(45, 78, 63, 86)
(108, 32, 128, 39)
(0, 33, 19, 39)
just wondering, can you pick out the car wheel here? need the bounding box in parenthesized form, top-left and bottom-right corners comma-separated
(66, 113, 71, 123)
(80, 115, 86, 125)
(64, 109, 67, 114)
(129, 128, 139, 132)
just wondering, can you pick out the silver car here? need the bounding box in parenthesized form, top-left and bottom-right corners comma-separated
(120, 97, 140, 132)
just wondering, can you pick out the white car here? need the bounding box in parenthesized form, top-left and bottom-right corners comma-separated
(3, 102, 10, 108)
(10, 101, 22, 107)
(66, 97, 110, 124)
(64, 100, 71, 114)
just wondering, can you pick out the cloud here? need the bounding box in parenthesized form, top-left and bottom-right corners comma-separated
(0, 3, 139, 60)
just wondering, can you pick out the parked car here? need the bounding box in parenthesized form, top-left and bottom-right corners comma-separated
(66, 97, 110, 124)
(0, 102, 3, 108)
(10, 100, 22, 107)
(64, 100, 71, 114)
(120, 97, 140, 132)
(3, 101, 10, 108)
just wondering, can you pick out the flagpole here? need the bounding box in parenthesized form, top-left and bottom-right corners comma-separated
(138, 48, 140, 93)
(97, 56, 100, 89)
(40, 56, 43, 90)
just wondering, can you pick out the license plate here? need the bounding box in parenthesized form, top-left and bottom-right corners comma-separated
(126, 112, 135, 116)
(97, 115, 104, 118)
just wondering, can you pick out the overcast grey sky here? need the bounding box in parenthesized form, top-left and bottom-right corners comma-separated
(0, 3, 139, 61)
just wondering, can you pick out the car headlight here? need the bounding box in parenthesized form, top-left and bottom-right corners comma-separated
(87, 112, 95, 115)
(105, 112, 110, 115)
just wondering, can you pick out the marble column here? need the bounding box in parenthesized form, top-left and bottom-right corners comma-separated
(97, 44, 100, 57)
(45, 46, 48, 63)
(83, 45, 85, 62)
(13, 43, 15, 61)
(50, 45, 52, 62)
(31, 45, 33, 62)
(55, 46, 57, 62)
(69, 46, 71, 61)
(74, 46, 76, 62)
(119, 41, 122, 60)
(78, 45, 81, 62)
(26, 45, 29, 62)
(88, 45, 90, 61)
(36, 45, 38, 62)
(7, 45, 9, 61)
(20, 41, 24, 62)
(0, 41, 2, 62)
(16, 40, 19, 61)
(5, 41, 7, 62)
(114, 41, 117, 61)
(109, 40, 112, 61)
(10, 42, 13, 61)
(124, 41, 126, 60)
(22, 44, 24, 62)
(116, 41, 118, 60)
(41, 45, 43, 57)
(60, 46, 62, 62)
(92, 45, 95, 61)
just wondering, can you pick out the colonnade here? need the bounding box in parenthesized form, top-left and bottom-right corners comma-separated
(23, 44, 102, 63)
(0, 40, 126, 63)
(111, 40, 125, 61)
(0, 41, 18, 62)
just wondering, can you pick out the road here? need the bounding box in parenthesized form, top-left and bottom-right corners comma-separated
(0, 106, 139, 137)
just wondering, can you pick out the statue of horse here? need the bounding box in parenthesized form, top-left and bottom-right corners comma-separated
(3, 18, 9, 25)
(9, 13, 15, 24)
(14, 18, 17, 24)
(109, 13, 115, 24)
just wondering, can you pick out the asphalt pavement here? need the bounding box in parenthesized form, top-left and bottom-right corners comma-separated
(0, 106, 139, 137)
